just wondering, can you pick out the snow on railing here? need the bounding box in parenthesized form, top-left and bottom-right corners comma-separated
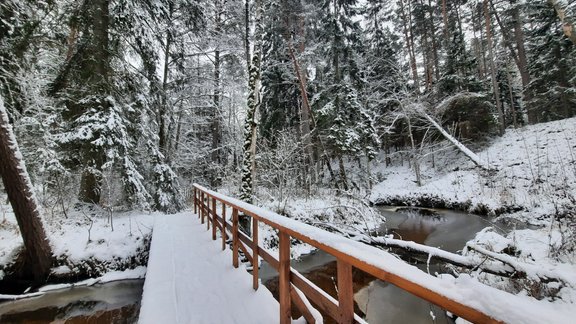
(192, 184, 569, 324)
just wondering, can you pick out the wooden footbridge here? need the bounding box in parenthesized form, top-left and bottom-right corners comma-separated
(138, 184, 558, 324)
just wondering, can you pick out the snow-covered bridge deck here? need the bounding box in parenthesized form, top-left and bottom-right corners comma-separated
(138, 213, 279, 324)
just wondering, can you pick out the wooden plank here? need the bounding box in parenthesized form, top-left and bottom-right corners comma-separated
(237, 239, 254, 265)
(193, 188, 197, 214)
(279, 231, 291, 324)
(200, 192, 205, 223)
(291, 270, 339, 322)
(206, 195, 210, 230)
(232, 208, 239, 268)
(252, 218, 259, 290)
(221, 203, 227, 250)
(259, 246, 279, 271)
(290, 284, 316, 324)
(337, 260, 354, 324)
(212, 197, 217, 240)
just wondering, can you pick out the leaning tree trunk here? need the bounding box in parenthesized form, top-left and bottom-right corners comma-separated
(0, 97, 53, 281)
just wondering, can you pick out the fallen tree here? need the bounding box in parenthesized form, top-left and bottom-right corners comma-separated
(409, 94, 498, 171)
(317, 222, 575, 287)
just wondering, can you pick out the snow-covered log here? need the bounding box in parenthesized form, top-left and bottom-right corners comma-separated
(321, 223, 575, 286)
(413, 102, 496, 171)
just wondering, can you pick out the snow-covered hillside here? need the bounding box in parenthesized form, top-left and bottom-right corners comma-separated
(368, 117, 576, 303)
(371, 117, 576, 222)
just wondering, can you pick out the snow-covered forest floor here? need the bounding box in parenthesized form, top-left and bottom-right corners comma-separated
(0, 205, 154, 282)
(365, 116, 576, 303)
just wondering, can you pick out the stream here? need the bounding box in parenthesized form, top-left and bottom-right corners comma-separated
(261, 207, 516, 324)
(0, 280, 143, 323)
(0, 207, 514, 323)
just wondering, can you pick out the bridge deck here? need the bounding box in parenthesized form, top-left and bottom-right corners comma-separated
(138, 213, 279, 324)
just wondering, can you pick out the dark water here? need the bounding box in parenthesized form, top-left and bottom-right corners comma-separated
(0, 280, 143, 324)
(262, 207, 514, 324)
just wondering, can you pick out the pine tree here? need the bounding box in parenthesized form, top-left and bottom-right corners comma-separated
(437, 0, 483, 95)
(525, 0, 576, 122)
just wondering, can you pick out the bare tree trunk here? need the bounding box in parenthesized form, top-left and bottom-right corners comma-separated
(442, 0, 448, 42)
(0, 97, 53, 281)
(398, 0, 419, 91)
(338, 155, 349, 191)
(211, 0, 223, 179)
(400, 105, 422, 186)
(511, 0, 530, 92)
(244, 0, 251, 71)
(506, 63, 518, 128)
(78, 0, 111, 204)
(428, 0, 440, 81)
(484, 0, 505, 135)
(240, 0, 263, 203)
(284, 34, 314, 177)
(489, 0, 530, 123)
(419, 107, 495, 170)
(158, 30, 171, 157)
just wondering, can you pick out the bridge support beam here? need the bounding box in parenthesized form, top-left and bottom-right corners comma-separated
(337, 260, 354, 324)
(279, 231, 291, 324)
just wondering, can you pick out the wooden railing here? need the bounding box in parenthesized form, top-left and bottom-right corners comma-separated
(193, 184, 501, 324)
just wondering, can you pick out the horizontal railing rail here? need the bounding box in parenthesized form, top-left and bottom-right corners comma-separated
(193, 184, 502, 324)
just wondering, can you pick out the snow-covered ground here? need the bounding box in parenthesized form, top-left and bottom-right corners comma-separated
(366, 117, 576, 303)
(370, 117, 576, 222)
(0, 203, 154, 281)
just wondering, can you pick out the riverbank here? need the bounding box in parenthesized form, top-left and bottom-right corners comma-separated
(364, 117, 576, 303)
(0, 206, 154, 293)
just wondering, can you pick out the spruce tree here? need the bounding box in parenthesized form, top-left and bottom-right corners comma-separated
(525, 0, 576, 122)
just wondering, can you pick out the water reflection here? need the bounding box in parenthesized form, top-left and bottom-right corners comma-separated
(0, 280, 143, 324)
(262, 207, 510, 323)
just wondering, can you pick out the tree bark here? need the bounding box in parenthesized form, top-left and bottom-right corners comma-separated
(211, 0, 223, 174)
(240, 0, 263, 203)
(398, 0, 420, 91)
(483, 0, 505, 135)
(78, 0, 110, 204)
(284, 32, 314, 174)
(244, 0, 251, 71)
(0, 97, 53, 281)
(489, 0, 531, 120)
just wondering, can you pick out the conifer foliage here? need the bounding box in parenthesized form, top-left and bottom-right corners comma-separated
(1, 0, 575, 215)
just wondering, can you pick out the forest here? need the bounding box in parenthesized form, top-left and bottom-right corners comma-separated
(0, 0, 575, 322)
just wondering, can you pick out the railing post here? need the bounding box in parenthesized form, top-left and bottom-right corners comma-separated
(211, 197, 217, 240)
(232, 208, 239, 268)
(279, 231, 291, 324)
(193, 187, 197, 214)
(337, 259, 354, 324)
(206, 194, 210, 230)
(221, 203, 227, 250)
(252, 218, 259, 290)
(200, 192, 205, 223)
